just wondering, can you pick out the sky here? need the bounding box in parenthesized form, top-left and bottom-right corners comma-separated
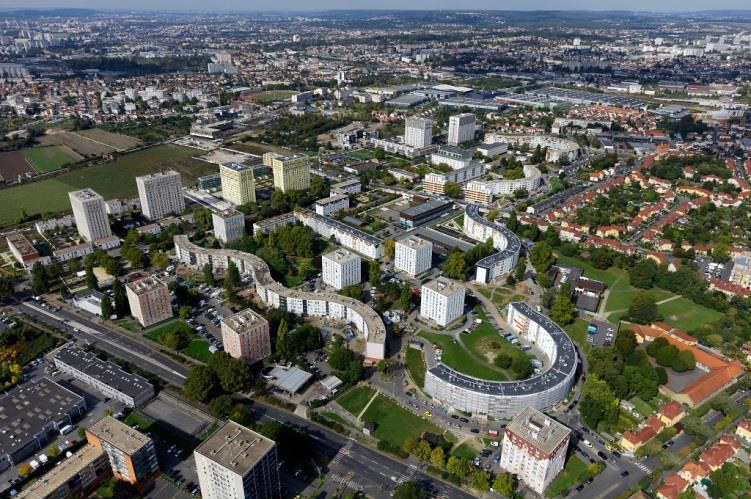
(2, 0, 751, 12)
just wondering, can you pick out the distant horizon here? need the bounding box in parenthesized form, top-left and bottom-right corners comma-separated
(3, 2, 751, 14)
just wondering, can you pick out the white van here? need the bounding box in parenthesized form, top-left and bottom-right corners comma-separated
(59, 424, 74, 436)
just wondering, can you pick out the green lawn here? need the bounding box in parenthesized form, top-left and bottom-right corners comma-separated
(555, 254, 624, 287)
(320, 412, 355, 428)
(657, 296, 723, 331)
(337, 385, 376, 416)
(451, 442, 478, 460)
(405, 348, 427, 388)
(23, 146, 79, 172)
(564, 318, 591, 353)
(628, 396, 655, 418)
(419, 331, 505, 381)
(0, 144, 213, 226)
(361, 394, 445, 448)
(459, 316, 532, 380)
(144, 319, 211, 362)
(252, 90, 296, 103)
(545, 456, 589, 498)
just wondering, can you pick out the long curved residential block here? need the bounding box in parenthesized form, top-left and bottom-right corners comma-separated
(174, 235, 386, 359)
(463, 204, 521, 283)
(424, 302, 578, 419)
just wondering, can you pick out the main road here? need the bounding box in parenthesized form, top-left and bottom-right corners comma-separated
(16, 300, 476, 499)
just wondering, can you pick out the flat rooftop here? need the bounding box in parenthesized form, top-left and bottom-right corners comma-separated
(214, 208, 244, 219)
(400, 199, 453, 219)
(53, 344, 154, 400)
(126, 276, 166, 295)
(423, 277, 464, 297)
(0, 378, 84, 458)
(194, 420, 275, 474)
(465, 204, 521, 267)
(315, 194, 349, 206)
(323, 248, 360, 265)
(68, 188, 102, 201)
(137, 170, 179, 181)
(7, 233, 37, 257)
(87, 416, 153, 455)
(269, 365, 313, 393)
(506, 406, 571, 455)
(222, 308, 268, 333)
(221, 162, 251, 172)
(397, 235, 431, 250)
(17, 445, 105, 499)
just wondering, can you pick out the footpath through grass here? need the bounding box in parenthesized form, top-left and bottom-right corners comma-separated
(336, 385, 376, 416)
(361, 394, 445, 448)
(419, 331, 505, 381)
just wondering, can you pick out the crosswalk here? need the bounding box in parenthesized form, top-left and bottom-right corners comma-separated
(634, 461, 651, 473)
(330, 439, 354, 466)
(395, 464, 419, 484)
(330, 472, 364, 491)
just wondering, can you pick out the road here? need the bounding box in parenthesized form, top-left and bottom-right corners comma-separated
(16, 300, 475, 499)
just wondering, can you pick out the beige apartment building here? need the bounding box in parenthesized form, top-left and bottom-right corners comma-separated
(270, 153, 310, 192)
(69, 188, 112, 242)
(220, 162, 256, 205)
(126, 276, 172, 327)
(220, 308, 272, 363)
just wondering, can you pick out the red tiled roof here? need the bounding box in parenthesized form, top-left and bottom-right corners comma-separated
(657, 473, 689, 499)
(659, 401, 684, 420)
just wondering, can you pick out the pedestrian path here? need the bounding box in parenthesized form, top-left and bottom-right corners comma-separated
(330, 472, 364, 491)
(330, 439, 354, 466)
(356, 389, 380, 420)
(396, 464, 419, 484)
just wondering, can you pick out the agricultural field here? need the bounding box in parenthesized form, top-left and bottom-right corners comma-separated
(37, 131, 117, 157)
(0, 144, 212, 227)
(0, 151, 36, 180)
(76, 128, 142, 150)
(22, 146, 82, 172)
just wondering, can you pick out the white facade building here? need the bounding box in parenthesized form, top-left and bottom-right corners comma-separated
(420, 278, 465, 327)
(212, 209, 245, 244)
(295, 210, 383, 260)
(395, 236, 432, 276)
(430, 146, 473, 170)
(448, 113, 476, 146)
(135, 170, 185, 221)
(314, 194, 349, 216)
(500, 407, 571, 495)
(404, 117, 433, 148)
(322, 249, 361, 290)
(69, 189, 112, 242)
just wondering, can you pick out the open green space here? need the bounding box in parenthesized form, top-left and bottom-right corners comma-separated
(320, 412, 355, 428)
(451, 442, 478, 460)
(555, 254, 624, 287)
(545, 456, 588, 498)
(564, 318, 591, 353)
(477, 286, 527, 312)
(419, 331, 505, 381)
(657, 296, 723, 331)
(405, 347, 427, 388)
(22, 146, 79, 172)
(0, 144, 213, 226)
(361, 394, 445, 448)
(628, 396, 656, 418)
(251, 90, 296, 103)
(336, 385, 376, 416)
(144, 319, 211, 362)
(124, 411, 200, 453)
(348, 149, 375, 161)
(459, 316, 533, 381)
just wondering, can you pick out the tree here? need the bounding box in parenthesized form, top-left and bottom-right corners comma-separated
(493, 472, 516, 498)
(442, 248, 468, 279)
(486, 209, 499, 222)
(472, 470, 491, 491)
(100, 294, 113, 320)
(208, 351, 252, 392)
(530, 242, 555, 273)
(339, 284, 364, 301)
(123, 247, 147, 269)
(203, 262, 215, 287)
(384, 239, 396, 260)
(151, 252, 170, 270)
(514, 260, 525, 282)
(444, 181, 463, 199)
(673, 350, 696, 372)
(276, 319, 289, 359)
(209, 394, 234, 418)
(446, 456, 472, 478)
(0, 276, 13, 301)
(111, 481, 142, 499)
(430, 446, 445, 468)
(226, 261, 241, 289)
(393, 481, 426, 499)
(85, 264, 98, 290)
(615, 329, 637, 357)
(162, 328, 190, 350)
(398, 282, 412, 311)
(179, 306, 192, 320)
(368, 261, 380, 286)
(550, 289, 576, 325)
(47, 444, 61, 458)
(183, 365, 219, 402)
(17, 463, 32, 478)
(414, 439, 432, 461)
(627, 291, 658, 324)
(580, 375, 618, 428)
(112, 279, 128, 316)
(31, 261, 49, 294)
(629, 259, 657, 289)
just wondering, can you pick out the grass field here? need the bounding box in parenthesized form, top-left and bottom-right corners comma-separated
(419, 331, 505, 381)
(564, 318, 591, 352)
(628, 396, 656, 418)
(405, 348, 427, 388)
(545, 456, 588, 498)
(251, 90, 297, 103)
(144, 319, 211, 362)
(38, 131, 116, 157)
(76, 128, 141, 150)
(320, 412, 355, 428)
(451, 442, 478, 460)
(337, 385, 376, 416)
(23, 146, 80, 172)
(459, 319, 533, 380)
(361, 394, 445, 448)
(657, 296, 723, 331)
(0, 144, 212, 226)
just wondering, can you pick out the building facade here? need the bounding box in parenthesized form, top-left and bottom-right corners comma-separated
(420, 278, 465, 327)
(136, 170, 185, 221)
(314, 194, 350, 216)
(17, 445, 110, 499)
(212, 209, 245, 244)
(220, 163, 257, 206)
(395, 236, 432, 276)
(404, 117, 433, 148)
(423, 163, 484, 194)
(448, 113, 476, 146)
(126, 276, 172, 328)
(194, 421, 281, 499)
(86, 416, 159, 493)
(322, 249, 361, 290)
(271, 154, 310, 192)
(69, 188, 112, 242)
(295, 210, 383, 259)
(463, 204, 521, 283)
(500, 407, 571, 495)
(220, 309, 272, 363)
(464, 165, 543, 205)
(399, 199, 454, 228)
